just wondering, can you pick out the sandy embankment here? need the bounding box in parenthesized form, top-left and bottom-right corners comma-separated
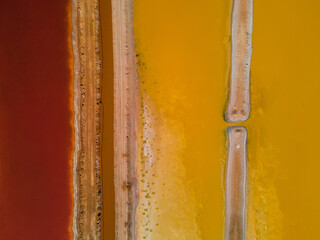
(72, 0, 102, 239)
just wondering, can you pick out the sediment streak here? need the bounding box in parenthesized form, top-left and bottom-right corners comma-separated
(225, 0, 253, 123)
(225, 127, 247, 240)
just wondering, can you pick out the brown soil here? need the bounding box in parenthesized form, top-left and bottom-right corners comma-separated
(72, 0, 102, 239)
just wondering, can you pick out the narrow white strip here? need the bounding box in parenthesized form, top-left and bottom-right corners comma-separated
(225, 0, 253, 123)
(225, 127, 247, 240)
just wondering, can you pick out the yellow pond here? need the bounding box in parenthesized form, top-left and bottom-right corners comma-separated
(132, 0, 320, 239)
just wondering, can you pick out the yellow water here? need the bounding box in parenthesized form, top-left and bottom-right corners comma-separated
(132, 0, 320, 239)
(133, 1, 230, 239)
(248, 1, 320, 239)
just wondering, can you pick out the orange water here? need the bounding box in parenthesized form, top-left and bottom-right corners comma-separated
(133, 1, 229, 239)
(247, 1, 320, 239)
(133, 0, 320, 239)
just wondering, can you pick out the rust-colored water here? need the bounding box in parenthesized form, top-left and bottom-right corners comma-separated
(100, 0, 115, 239)
(0, 0, 73, 239)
